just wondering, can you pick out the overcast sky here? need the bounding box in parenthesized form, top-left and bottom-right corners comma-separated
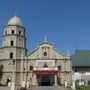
(0, 0, 90, 55)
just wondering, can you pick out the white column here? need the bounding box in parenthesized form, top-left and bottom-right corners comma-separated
(12, 63, 15, 83)
(33, 74, 37, 86)
(71, 81, 76, 90)
(10, 83, 16, 90)
(54, 75, 57, 86)
(64, 80, 68, 87)
(26, 80, 30, 88)
(21, 81, 26, 87)
(11, 63, 16, 90)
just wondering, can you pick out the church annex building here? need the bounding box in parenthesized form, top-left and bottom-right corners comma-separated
(0, 16, 90, 86)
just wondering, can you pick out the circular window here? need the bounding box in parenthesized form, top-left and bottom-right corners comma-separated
(29, 66, 33, 71)
(44, 52, 47, 56)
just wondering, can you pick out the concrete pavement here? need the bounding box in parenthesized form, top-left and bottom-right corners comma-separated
(0, 86, 72, 90)
(27, 86, 72, 90)
(0, 86, 10, 90)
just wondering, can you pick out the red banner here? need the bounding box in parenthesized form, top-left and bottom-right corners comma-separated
(32, 70, 59, 75)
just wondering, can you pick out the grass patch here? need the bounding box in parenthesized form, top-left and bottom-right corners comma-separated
(76, 85, 90, 90)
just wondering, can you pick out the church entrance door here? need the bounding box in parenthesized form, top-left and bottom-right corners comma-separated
(37, 74, 54, 86)
(41, 75, 50, 86)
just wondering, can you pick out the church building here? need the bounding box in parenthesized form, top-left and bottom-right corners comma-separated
(0, 16, 72, 86)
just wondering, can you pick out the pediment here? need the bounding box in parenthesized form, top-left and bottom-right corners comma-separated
(27, 42, 65, 59)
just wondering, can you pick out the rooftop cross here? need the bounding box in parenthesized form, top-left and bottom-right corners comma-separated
(44, 35, 47, 42)
(67, 49, 70, 57)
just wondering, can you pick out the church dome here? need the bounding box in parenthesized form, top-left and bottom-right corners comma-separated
(7, 16, 23, 26)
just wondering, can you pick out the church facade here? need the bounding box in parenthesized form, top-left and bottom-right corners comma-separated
(0, 16, 72, 86)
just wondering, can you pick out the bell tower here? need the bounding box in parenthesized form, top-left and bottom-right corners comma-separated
(1, 16, 26, 84)
(2, 16, 26, 59)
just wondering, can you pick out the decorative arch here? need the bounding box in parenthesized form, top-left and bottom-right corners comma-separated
(10, 40, 14, 46)
(10, 52, 13, 59)
(11, 30, 14, 34)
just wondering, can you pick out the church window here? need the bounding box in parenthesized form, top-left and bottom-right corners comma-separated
(10, 52, 13, 59)
(19, 31, 21, 35)
(10, 40, 14, 46)
(44, 52, 47, 56)
(29, 66, 33, 71)
(58, 66, 61, 71)
(11, 30, 14, 34)
(5, 31, 7, 35)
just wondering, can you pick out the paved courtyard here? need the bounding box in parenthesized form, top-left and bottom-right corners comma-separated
(0, 86, 72, 90)
(28, 86, 72, 90)
(0, 87, 10, 90)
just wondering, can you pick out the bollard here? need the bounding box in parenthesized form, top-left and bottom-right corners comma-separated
(26, 80, 30, 88)
(71, 81, 76, 90)
(21, 81, 26, 88)
(64, 80, 67, 88)
(10, 83, 16, 90)
(8, 82, 11, 87)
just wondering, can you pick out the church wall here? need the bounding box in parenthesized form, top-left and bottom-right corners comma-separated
(53, 50, 64, 59)
(65, 60, 72, 71)
(27, 51, 39, 59)
(16, 37, 25, 48)
(1, 48, 16, 59)
(56, 59, 72, 84)
(0, 60, 13, 71)
(16, 60, 21, 71)
(2, 36, 16, 47)
(1, 72, 13, 85)
(4, 26, 17, 35)
(16, 49, 26, 59)
(16, 73, 20, 85)
(56, 60, 65, 71)
(27, 60, 36, 70)
(4, 26, 24, 35)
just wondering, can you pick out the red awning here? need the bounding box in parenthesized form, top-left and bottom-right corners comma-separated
(32, 70, 59, 75)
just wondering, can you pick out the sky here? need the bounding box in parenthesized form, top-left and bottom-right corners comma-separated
(0, 0, 90, 55)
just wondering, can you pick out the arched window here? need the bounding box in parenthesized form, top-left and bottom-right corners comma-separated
(10, 40, 14, 46)
(11, 30, 14, 34)
(58, 66, 61, 70)
(10, 52, 13, 59)
(43, 52, 47, 56)
(19, 31, 21, 35)
(29, 66, 33, 71)
(5, 31, 7, 35)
